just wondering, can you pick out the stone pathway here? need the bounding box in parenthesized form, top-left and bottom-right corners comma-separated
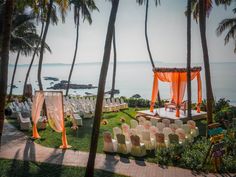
(0, 121, 229, 177)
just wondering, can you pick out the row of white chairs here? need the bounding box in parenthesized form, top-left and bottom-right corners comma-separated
(103, 98, 128, 112)
(103, 119, 199, 156)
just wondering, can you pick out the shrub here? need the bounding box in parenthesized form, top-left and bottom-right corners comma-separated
(214, 98, 230, 113)
(214, 106, 236, 127)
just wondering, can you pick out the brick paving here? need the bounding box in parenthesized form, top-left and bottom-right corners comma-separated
(0, 121, 230, 177)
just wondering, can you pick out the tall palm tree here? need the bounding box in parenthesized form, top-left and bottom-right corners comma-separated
(0, 0, 14, 137)
(23, 0, 58, 96)
(137, 0, 162, 106)
(66, 0, 98, 96)
(110, 27, 117, 98)
(216, 8, 236, 53)
(192, 0, 233, 124)
(186, 0, 192, 119)
(85, 0, 120, 176)
(38, 0, 68, 91)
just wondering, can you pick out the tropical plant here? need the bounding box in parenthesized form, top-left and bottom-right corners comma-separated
(216, 8, 236, 53)
(8, 15, 51, 101)
(66, 0, 98, 96)
(85, 0, 120, 176)
(0, 0, 14, 137)
(136, 0, 162, 106)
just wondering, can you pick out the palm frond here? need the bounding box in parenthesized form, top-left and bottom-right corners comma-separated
(224, 24, 236, 44)
(216, 18, 236, 36)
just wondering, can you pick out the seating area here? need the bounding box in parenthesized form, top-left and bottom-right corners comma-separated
(103, 117, 199, 157)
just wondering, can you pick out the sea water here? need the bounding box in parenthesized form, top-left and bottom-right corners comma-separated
(7, 61, 236, 104)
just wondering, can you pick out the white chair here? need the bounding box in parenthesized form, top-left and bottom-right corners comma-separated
(156, 122, 165, 132)
(143, 120, 152, 130)
(120, 98, 128, 109)
(175, 128, 186, 144)
(187, 120, 199, 137)
(72, 113, 83, 126)
(130, 119, 138, 129)
(162, 119, 170, 127)
(116, 133, 131, 154)
(174, 119, 183, 128)
(141, 130, 155, 150)
(163, 127, 173, 146)
(111, 97, 121, 110)
(182, 124, 192, 141)
(138, 116, 146, 125)
(169, 123, 178, 133)
(149, 126, 158, 139)
(150, 118, 158, 126)
(155, 132, 165, 148)
(17, 112, 32, 130)
(135, 125, 144, 138)
(130, 135, 146, 157)
(103, 131, 117, 153)
(121, 123, 130, 141)
(113, 127, 122, 140)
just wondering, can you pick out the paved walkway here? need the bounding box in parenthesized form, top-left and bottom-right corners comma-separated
(0, 121, 229, 177)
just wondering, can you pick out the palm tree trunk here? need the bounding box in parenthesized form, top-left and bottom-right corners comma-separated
(23, 21, 45, 96)
(37, 0, 53, 91)
(8, 50, 20, 101)
(187, 0, 192, 119)
(66, 12, 80, 96)
(0, 0, 14, 137)
(199, 0, 214, 124)
(110, 27, 117, 98)
(145, 0, 161, 106)
(85, 1, 119, 176)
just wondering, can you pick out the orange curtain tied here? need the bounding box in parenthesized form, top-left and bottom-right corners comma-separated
(150, 68, 202, 117)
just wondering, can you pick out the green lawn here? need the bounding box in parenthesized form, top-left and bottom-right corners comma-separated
(0, 158, 127, 177)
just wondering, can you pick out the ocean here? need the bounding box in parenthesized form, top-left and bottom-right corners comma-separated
(7, 61, 236, 104)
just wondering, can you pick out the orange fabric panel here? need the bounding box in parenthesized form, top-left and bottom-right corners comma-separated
(150, 73, 158, 112)
(32, 91, 45, 139)
(150, 70, 202, 117)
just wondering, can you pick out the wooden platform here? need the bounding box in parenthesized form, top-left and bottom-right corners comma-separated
(137, 107, 207, 122)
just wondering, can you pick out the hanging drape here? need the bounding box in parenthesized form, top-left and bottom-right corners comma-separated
(31, 91, 71, 149)
(32, 91, 44, 139)
(150, 67, 202, 117)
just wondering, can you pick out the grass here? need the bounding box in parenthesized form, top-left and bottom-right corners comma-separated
(0, 158, 127, 177)
(7, 108, 207, 158)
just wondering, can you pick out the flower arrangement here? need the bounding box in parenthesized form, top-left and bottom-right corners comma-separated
(120, 117, 126, 123)
(101, 119, 108, 125)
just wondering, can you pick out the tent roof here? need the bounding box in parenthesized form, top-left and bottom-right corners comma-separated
(153, 67, 201, 73)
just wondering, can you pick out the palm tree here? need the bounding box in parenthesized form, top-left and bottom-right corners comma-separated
(192, 0, 233, 124)
(38, 0, 68, 91)
(8, 17, 50, 101)
(137, 0, 162, 106)
(0, 0, 14, 137)
(186, 0, 192, 119)
(110, 27, 117, 98)
(66, 0, 98, 96)
(23, 1, 58, 96)
(216, 8, 236, 53)
(85, 0, 120, 176)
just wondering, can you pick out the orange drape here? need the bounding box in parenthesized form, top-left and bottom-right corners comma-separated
(32, 91, 44, 139)
(150, 70, 202, 117)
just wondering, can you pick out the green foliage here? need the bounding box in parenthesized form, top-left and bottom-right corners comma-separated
(214, 98, 230, 113)
(214, 106, 236, 127)
(123, 97, 165, 108)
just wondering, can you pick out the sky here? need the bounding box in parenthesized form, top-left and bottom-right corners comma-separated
(11, 0, 236, 65)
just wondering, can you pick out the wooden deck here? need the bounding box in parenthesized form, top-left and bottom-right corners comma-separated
(137, 107, 207, 122)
